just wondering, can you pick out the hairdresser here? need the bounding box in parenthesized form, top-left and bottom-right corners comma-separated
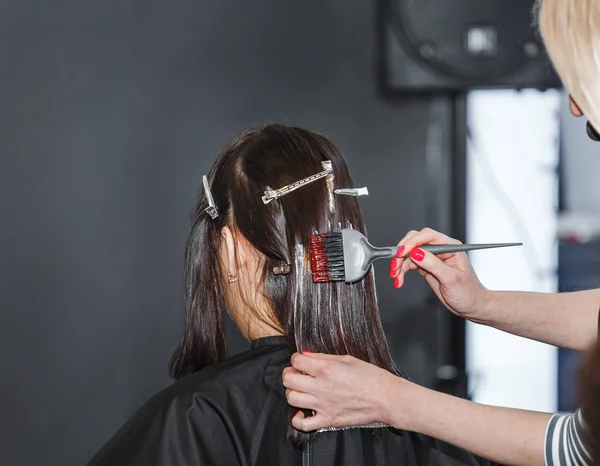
(283, 1, 599, 464)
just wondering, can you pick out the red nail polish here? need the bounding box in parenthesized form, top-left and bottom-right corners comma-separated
(394, 277, 400, 288)
(396, 246, 405, 258)
(389, 266, 395, 278)
(302, 350, 313, 355)
(296, 410, 302, 416)
(410, 248, 425, 262)
(392, 258, 401, 270)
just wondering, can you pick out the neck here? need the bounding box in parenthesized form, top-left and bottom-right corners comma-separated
(248, 328, 284, 341)
(230, 305, 284, 342)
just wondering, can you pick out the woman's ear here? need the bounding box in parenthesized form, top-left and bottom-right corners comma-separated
(569, 96, 584, 117)
(220, 226, 238, 278)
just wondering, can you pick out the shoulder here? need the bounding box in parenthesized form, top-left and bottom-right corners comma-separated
(88, 344, 292, 465)
(152, 343, 292, 410)
(545, 410, 592, 466)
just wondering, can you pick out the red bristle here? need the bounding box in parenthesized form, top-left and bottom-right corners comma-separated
(312, 271, 331, 283)
(309, 249, 317, 271)
(310, 233, 328, 242)
(309, 235, 326, 267)
(312, 260, 329, 271)
(310, 250, 322, 264)
(309, 250, 328, 267)
(309, 233, 331, 279)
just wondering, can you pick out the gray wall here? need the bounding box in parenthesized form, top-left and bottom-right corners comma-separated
(0, 2, 439, 465)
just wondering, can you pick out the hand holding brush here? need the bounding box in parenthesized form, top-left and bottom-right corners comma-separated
(310, 229, 522, 283)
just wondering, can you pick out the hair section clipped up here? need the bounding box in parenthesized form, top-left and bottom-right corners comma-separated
(168, 124, 396, 446)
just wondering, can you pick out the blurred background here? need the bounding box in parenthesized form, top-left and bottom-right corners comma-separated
(0, 1, 598, 465)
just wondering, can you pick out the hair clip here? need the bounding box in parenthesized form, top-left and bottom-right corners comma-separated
(272, 262, 291, 275)
(334, 187, 369, 197)
(322, 161, 335, 213)
(262, 165, 334, 205)
(203, 175, 219, 219)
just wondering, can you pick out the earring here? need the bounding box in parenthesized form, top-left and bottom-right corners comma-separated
(228, 274, 238, 283)
(586, 121, 600, 141)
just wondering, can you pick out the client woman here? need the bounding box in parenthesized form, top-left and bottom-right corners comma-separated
(88, 124, 490, 465)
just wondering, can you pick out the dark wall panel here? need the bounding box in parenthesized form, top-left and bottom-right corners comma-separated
(0, 2, 438, 465)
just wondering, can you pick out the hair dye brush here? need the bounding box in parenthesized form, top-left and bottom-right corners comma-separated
(310, 229, 522, 283)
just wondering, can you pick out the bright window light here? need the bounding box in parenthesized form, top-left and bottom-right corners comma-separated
(466, 89, 560, 412)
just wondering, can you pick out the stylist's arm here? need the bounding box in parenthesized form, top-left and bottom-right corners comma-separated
(284, 226, 598, 466)
(283, 353, 549, 466)
(392, 228, 599, 351)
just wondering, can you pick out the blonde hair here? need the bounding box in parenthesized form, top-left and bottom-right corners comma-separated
(536, 0, 600, 128)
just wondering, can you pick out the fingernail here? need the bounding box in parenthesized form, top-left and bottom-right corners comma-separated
(391, 258, 401, 270)
(396, 246, 405, 258)
(410, 248, 425, 262)
(296, 410, 302, 417)
(389, 265, 395, 278)
(394, 277, 400, 288)
(302, 350, 313, 354)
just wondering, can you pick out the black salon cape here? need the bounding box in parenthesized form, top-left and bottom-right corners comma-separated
(88, 336, 491, 466)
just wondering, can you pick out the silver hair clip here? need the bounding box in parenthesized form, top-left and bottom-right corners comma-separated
(322, 161, 335, 213)
(272, 262, 291, 275)
(203, 175, 219, 219)
(262, 165, 334, 205)
(334, 187, 369, 197)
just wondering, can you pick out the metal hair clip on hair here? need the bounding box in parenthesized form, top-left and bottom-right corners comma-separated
(334, 187, 369, 197)
(203, 175, 219, 219)
(262, 165, 334, 205)
(321, 161, 335, 213)
(272, 263, 291, 275)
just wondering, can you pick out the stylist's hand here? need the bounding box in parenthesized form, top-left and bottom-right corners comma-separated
(282, 352, 405, 432)
(390, 227, 489, 322)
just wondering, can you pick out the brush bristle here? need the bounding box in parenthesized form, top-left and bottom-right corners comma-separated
(309, 232, 345, 283)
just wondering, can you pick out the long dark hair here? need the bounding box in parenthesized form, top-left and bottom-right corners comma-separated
(169, 124, 397, 444)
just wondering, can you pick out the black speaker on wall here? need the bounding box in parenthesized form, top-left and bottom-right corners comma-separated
(378, 0, 562, 94)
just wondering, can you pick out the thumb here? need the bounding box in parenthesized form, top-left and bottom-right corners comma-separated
(292, 411, 333, 432)
(409, 248, 455, 283)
